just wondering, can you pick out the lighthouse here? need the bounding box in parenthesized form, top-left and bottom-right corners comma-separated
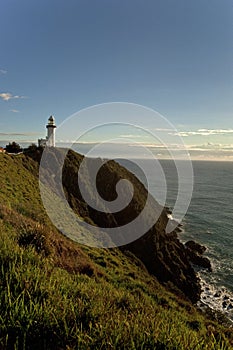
(46, 115, 56, 147)
(38, 115, 56, 147)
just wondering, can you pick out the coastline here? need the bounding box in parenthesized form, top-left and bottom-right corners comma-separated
(177, 225, 233, 325)
(198, 271, 233, 325)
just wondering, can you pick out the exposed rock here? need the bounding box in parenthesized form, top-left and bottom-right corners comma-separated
(123, 229, 201, 303)
(223, 301, 227, 309)
(185, 241, 212, 272)
(188, 252, 212, 271)
(185, 240, 206, 255)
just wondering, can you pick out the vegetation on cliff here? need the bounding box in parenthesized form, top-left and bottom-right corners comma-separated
(0, 150, 232, 349)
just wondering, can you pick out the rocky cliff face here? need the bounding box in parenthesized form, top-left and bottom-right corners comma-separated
(29, 147, 201, 303)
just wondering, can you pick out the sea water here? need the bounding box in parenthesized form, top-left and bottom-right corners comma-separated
(119, 159, 233, 321)
(178, 161, 233, 320)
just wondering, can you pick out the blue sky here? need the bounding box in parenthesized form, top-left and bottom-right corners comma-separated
(0, 0, 232, 159)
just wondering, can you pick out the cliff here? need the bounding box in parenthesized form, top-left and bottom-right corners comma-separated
(33, 147, 201, 302)
(0, 148, 231, 349)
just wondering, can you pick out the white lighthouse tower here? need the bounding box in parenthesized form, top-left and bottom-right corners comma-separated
(38, 115, 57, 147)
(46, 115, 56, 147)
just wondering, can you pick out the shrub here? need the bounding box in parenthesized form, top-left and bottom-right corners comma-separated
(17, 224, 51, 256)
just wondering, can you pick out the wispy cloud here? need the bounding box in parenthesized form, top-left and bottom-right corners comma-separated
(9, 109, 20, 113)
(119, 134, 147, 138)
(0, 69, 7, 75)
(172, 128, 233, 137)
(0, 92, 27, 101)
(55, 140, 233, 161)
(188, 143, 233, 151)
(0, 132, 38, 136)
(151, 127, 174, 132)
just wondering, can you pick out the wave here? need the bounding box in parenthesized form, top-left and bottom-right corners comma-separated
(197, 274, 233, 324)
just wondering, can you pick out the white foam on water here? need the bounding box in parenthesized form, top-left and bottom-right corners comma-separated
(197, 274, 233, 323)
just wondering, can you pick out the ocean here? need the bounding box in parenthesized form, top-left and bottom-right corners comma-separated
(119, 159, 233, 321)
(176, 160, 233, 320)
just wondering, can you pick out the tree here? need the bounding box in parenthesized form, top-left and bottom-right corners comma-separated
(26, 143, 38, 152)
(24, 143, 43, 162)
(5, 142, 22, 154)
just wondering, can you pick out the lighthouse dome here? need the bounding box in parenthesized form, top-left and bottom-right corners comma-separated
(49, 115, 55, 122)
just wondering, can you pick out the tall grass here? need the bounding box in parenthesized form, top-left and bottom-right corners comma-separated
(0, 223, 232, 349)
(0, 153, 232, 349)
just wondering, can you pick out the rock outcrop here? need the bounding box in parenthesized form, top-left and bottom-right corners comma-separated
(185, 240, 212, 272)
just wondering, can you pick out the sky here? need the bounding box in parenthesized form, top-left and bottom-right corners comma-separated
(0, 0, 233, 160)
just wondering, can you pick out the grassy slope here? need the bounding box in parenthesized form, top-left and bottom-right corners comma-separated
(0, 153, 232, 349)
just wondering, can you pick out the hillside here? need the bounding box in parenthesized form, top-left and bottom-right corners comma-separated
(0, 149, 232, 349)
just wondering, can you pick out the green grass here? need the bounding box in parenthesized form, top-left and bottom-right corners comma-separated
(0, 153, 232, 349)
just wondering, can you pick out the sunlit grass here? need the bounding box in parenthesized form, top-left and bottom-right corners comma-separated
(0, 153, 232, 349)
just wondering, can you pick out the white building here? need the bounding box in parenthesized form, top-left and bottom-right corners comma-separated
(38, 115, 56, 147)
